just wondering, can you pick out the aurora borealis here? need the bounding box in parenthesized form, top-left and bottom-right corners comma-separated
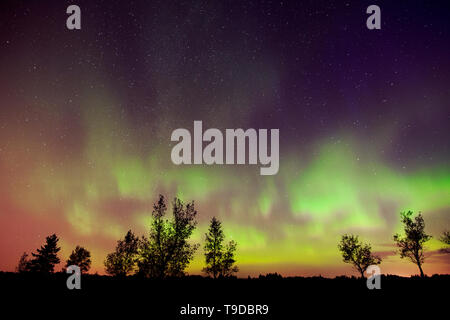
(0, 0, 449, 277)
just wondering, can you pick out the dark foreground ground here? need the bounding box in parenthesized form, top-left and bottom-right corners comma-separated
(1, 272, 447, 318)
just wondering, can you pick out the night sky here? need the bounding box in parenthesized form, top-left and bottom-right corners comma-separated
(0, 0, 449, 276)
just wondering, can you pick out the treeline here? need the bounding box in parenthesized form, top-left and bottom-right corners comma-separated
(14, 197, 449, 279)
(338, 211, 450, 278)
(15, 195, 239, 279)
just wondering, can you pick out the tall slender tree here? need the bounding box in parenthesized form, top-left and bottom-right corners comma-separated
(203, 217, 238, 278)
(393, 211, 431, 277)
(203, 217, 224, 279)
(28, 234, 61, 273)
(338, 234, 381, 278)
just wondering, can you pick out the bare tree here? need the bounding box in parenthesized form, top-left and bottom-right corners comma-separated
(393, 211, 431, 277)
(338, 234, 381, 278)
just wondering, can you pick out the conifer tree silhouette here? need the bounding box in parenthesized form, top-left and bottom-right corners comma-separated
(28, 234, 61, 273)
(203, 216, 238, 278)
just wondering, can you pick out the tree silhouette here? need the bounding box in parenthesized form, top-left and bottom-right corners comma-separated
(219, 240, 238, 277)
(137, 195, 199, 278)
(28, 234, 61, 273)
(203, 217, 224, 279)
(66, 246, 92, 273)
(338, 234, 381, 278)
(104, 230, 139, 276)
(16, 252, 30, 273)
(439, 230, 449, 254)
(393, 211, 431, 277)
(203, 217, 238, 278)
(258, 272, 283, 280)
